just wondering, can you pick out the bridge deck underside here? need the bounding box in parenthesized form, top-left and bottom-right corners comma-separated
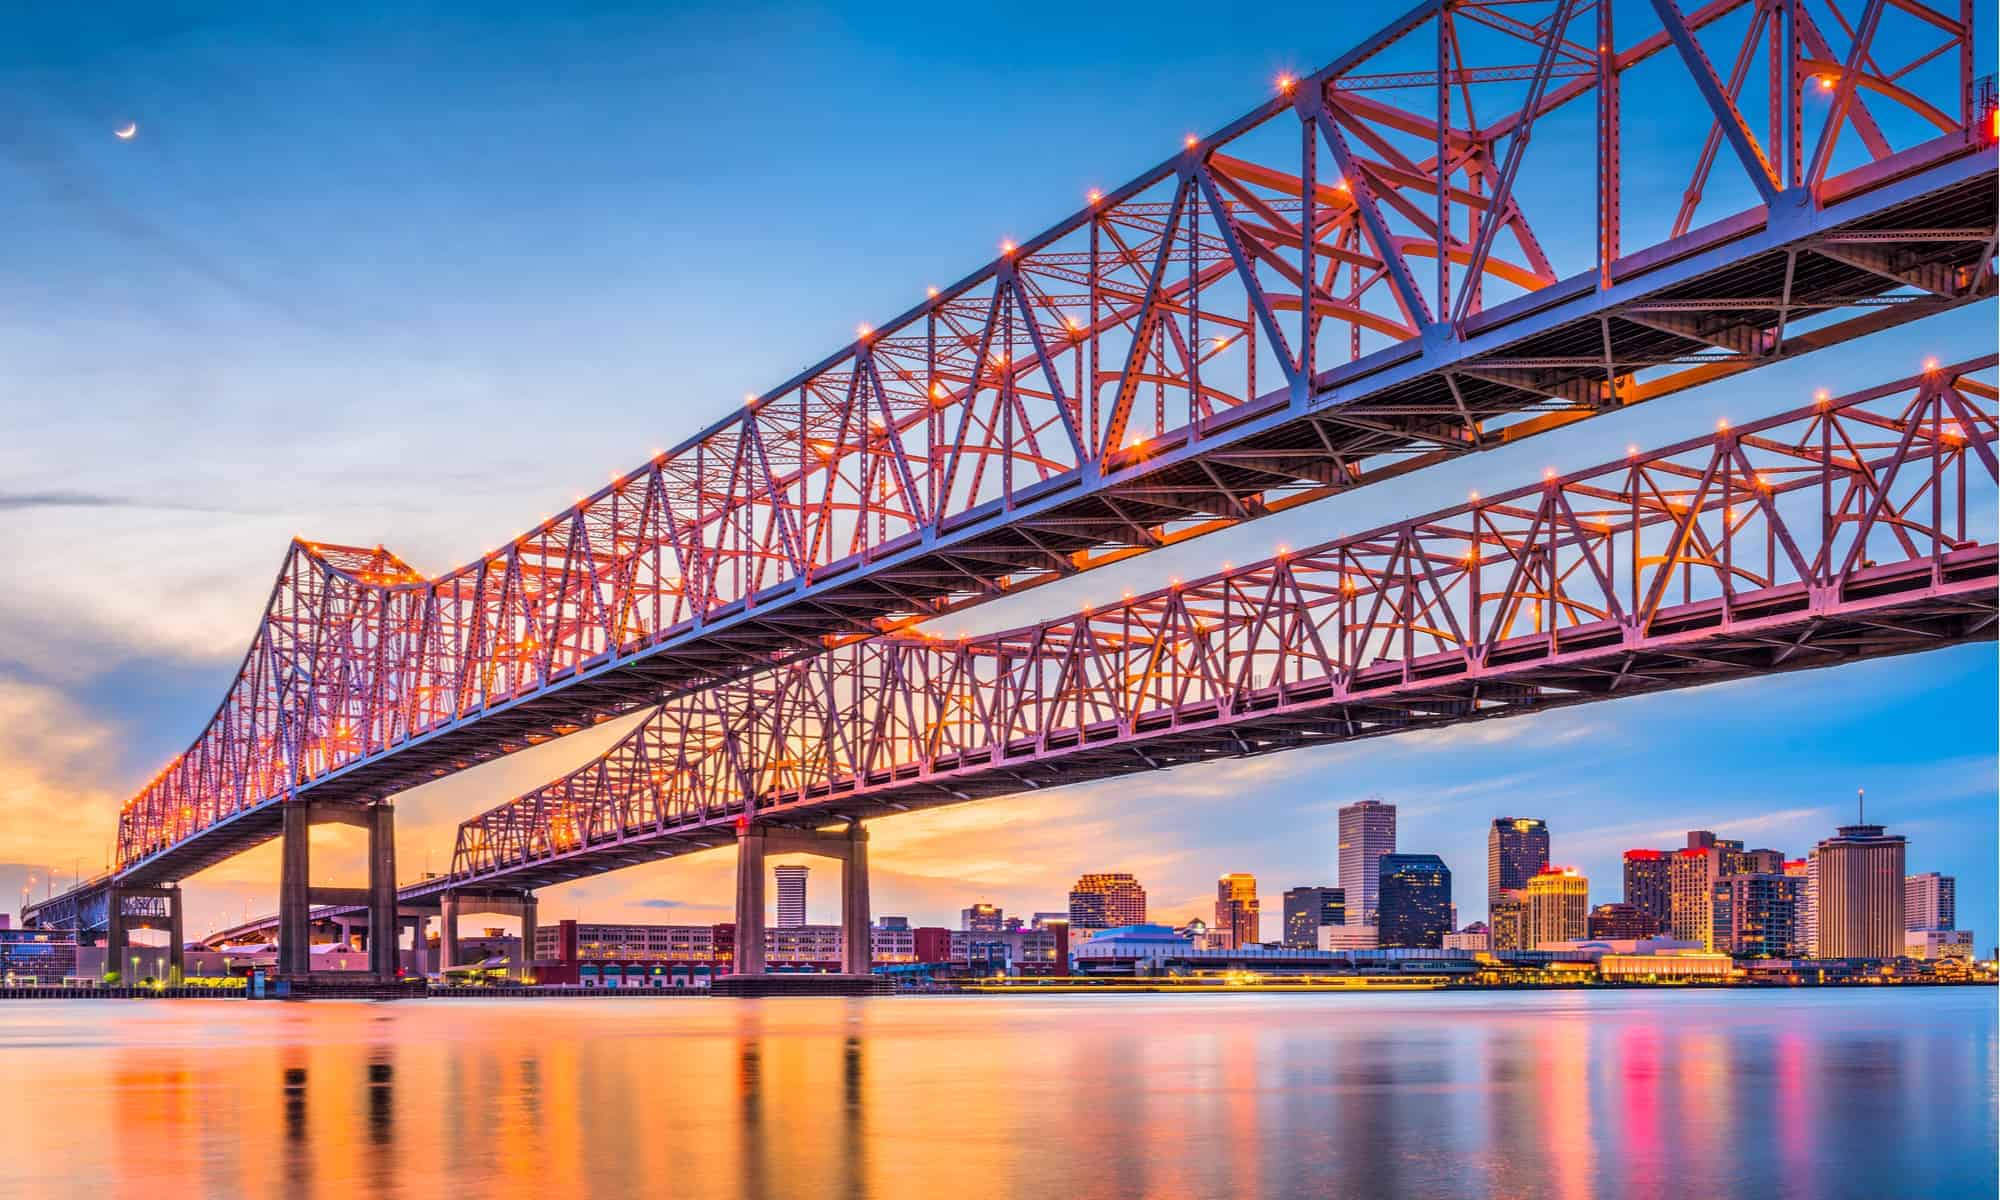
(286, 162, 1994, 812)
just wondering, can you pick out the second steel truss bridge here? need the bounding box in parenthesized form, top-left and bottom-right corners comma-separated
(434, 358, 1996, 891)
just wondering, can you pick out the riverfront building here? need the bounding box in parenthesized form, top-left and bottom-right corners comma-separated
(1524, 868, 1590, 945)
(1488, 818, 1551, 914)
(1282, 886, 1345, 950)
(1587, 902, 1659, 940)
(1815, 822, 1906, 958)
(774, 866, 809, 928)
(1338, 799, 1397, 923)
(1213, 874, 1261, 950)
(1622, 850, 1672, 931)
(1377, 854, 1452, 949)
(1669, 843, 1723, 948)
(1712, 873, 1803, 957)
(1068, 873, 1147, 930)
(1905, 873, 1956, 931)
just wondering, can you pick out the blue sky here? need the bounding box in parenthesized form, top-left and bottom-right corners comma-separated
(1, 3, 1992, 943)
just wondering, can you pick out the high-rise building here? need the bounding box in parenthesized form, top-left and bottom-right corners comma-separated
(1587, 902, 1659, 940)
(1377, 854, 1451, 949)
(1905, 873, 1956, 931)
(1213, 874, 1261, 950)
(961, 903, 1005, 933)
(1815, 820, 1906, 958)
(1713, 873, 1802, 957)
(1523, 867, 1590, 945)
(1489, 893, 1529, 951)
(1622, 850, 1671, 930)
(1798, 854, 1820, 957)
(774, 865, 810, 928)
(1338, 799, 1397, 923)
(1068, 873, 1147, 930)
(1669, 845, 1723, 948)
(1282, 886, 1345, 950)
(1488, 818, 1551, 915)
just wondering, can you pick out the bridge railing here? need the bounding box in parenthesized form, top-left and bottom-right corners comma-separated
(117, 0, 1992, 868)
(448, 356, 1997, 880)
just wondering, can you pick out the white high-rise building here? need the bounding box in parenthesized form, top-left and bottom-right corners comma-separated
(774, 865, 810, 928)
(1337, 799, 1397, 924)
(1905, 873, 1956, 932)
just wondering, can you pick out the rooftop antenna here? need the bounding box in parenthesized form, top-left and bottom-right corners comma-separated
(1857, 787, 1865, 825)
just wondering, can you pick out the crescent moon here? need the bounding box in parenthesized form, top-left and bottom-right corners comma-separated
(114, 122, 137, 140)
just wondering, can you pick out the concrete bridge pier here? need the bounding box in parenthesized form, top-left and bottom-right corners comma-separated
(730, 821, 871, 978)
(276, 799, 401, 982)
(105, 884, 184, 984)
(436, 890, 538, 980)
(397, 911, 434, 977)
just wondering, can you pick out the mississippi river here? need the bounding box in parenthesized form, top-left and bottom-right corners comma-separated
(1, 988, 1991, 1198)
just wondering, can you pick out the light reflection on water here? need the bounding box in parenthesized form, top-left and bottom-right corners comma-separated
(0, 988, 1991, 1199)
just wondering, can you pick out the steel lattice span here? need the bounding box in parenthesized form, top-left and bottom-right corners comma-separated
(68, 0, 2000, 912)
(435, 358, 1996, 892)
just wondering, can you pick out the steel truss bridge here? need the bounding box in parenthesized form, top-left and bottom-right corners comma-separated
(27, 0, 1999, 935)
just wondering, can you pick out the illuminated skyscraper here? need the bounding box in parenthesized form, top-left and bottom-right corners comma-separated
(1669, 844, 1723, 948)
(1799, 854, 1820, 956)
(1523, 867, 1590, 945)
(1282, 886, 1345, 950)
(1489, 893, 1529, 951)
(1213, 874, 1260, 950)
(1488, 818, 1551, 914)
(1712, 873, 1802, 957)
(1905, 873, 1956, 931)
(1377, 854, 1451, 949)
(1068, 873, 1147, 930)
(1338, 799, 1397, 923)
(1816, 816, 1906, 959)
(774, 865, 809, 928)
(1622, 849, 1671, 930)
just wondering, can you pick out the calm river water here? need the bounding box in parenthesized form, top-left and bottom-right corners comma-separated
(0, 988, 1991, 1199)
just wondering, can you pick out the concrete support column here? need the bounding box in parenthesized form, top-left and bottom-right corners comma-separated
(841, 824, 871, 976)
(516, 895, 539, 981)
(278, 802, 312, 978)
(105, 888, 128, 982)
(734, 826, 767, 976)
(439, 893, 461, 975)
(167, 886, 185, 984)
(367, 805, 398, 980)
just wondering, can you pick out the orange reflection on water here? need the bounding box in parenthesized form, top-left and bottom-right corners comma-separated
(0, 989, 1988, 1199)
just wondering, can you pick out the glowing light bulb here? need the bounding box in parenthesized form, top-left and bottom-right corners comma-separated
(1184, 134, 1198, 149)
(927, 286, 940, 299)
(1277, 74, 1295, 92)
(857, 324, 872, 339)
(1001, 240, 1015, 255)
(1923, 357, 1939, 371)
(1087, 188, 1102, 204)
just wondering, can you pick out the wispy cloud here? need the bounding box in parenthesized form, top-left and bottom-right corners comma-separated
(0, 489, 235, 513)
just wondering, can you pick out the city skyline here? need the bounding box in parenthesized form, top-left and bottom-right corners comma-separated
(3, 5, 1993, 946)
